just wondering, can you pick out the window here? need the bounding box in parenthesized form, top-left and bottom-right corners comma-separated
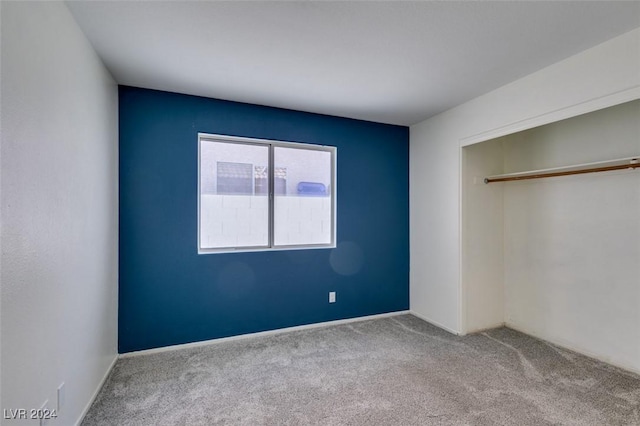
(198, 133, 336, 253)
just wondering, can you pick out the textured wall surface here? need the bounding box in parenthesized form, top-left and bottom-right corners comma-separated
(119, 86, 409, 353)
(1, 2, 119, 424)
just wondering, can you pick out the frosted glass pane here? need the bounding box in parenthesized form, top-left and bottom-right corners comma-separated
(273, 147, 332, 246)
(200, 141, 269, 249)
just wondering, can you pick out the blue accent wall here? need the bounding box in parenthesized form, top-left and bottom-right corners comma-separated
(119, 86, 409, 353)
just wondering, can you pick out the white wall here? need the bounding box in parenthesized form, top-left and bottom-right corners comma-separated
(410, 28, 640, 334)
(502, 101, 640, 372)
(1, 2, 118, 425)
(201, 195, 269, 248)
(201, 194, 332, 248)
(0, 1, 4, 415)
(461, 139, 505, 332)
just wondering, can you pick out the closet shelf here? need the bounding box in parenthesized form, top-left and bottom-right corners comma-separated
(484, 156, 640, 184)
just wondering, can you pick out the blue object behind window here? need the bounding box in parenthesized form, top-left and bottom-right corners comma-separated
(297, 181, 326, 196)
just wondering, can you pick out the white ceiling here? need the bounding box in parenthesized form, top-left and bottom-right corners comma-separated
(66, 1, 640, 126)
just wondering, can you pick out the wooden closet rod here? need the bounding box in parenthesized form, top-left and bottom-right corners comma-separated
(485, 158, 639, 184)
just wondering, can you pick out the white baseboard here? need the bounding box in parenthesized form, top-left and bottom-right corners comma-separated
(465, 322, 506, 335)
(409, 310, 460, 335)
(75, 354, 118, 426)
(120, 310, 411, 358)
(506, 322, 640, 377)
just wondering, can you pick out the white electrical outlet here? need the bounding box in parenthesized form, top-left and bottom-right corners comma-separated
(329, 291, 336, 303)
(57, 382, 65, 410)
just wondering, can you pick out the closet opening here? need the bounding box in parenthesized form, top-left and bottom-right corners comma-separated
(461, 99, 639, 373)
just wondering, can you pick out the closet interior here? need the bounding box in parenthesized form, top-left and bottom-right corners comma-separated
(461, 99, 640, 372)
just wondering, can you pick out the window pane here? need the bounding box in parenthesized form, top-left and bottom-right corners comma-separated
(200, 141, 269, 249)
(274, 147, 332, 246)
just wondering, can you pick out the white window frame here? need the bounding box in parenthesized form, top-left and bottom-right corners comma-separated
(198, 133, 337, 254)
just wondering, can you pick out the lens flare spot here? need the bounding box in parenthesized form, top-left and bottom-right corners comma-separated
(217, 261, 255, 299)
(329, 241, 364, 276)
